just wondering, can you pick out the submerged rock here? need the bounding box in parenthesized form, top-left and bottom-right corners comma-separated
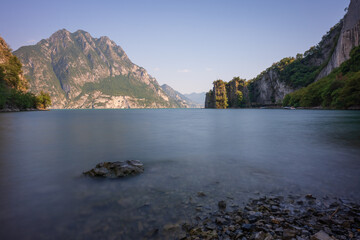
(83, 160, 144, 178)
(218, 200, 227, 211)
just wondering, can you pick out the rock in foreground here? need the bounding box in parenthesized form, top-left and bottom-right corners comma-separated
(83, 160, 144, 178)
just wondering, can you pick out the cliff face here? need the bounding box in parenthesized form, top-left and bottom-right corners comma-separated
(317, 0, 360, 80)
(205, 0, 360, 108)
(14, 29, 178, 109)
(248, 69, 293, 105)
(160, 84, 201, 108)
(248, 19, 342, 106)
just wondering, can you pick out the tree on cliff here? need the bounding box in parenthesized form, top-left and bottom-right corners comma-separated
(283, 45, 360, 109)
(0, 36, 51, 110)
(36, 91, 52, 109)
(214, 80, 228, 109)
(237, 91, 243, 105)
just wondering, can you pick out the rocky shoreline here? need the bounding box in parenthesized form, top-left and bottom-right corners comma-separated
(0, 108, 48, 112)
(180, 194, 360, 240)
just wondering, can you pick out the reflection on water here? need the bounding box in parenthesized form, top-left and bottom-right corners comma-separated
(0, 109, 359, 239)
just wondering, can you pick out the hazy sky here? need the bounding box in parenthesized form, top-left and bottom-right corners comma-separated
(0, 0, 350, 93)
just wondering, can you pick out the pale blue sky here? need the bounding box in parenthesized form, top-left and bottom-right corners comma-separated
(0, 0, 350, 93)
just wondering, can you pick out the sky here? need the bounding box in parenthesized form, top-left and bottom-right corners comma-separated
(0, 0, 350, 94)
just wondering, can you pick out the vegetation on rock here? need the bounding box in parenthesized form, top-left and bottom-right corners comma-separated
(0, 36, 51, 111)
(205, 77, 248, 109)
(283, 45, 360, 109)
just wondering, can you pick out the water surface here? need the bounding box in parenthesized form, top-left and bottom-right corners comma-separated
(0, 109, 359, 239)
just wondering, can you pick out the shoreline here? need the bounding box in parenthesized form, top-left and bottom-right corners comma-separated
(0, 108, 49, 113)
(206, 106, 360, 110)
(180, 194, 360, 240)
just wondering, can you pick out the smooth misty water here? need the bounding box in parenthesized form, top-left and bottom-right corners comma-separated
(0, 109, 359, 239)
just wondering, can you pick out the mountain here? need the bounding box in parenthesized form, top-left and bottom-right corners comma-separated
(205, 0, 360, 109)
(14, 29, 180, 109)
(183, 92, 206, 107)
(160, 84, 201, 108)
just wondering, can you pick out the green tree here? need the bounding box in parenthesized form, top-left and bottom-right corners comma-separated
(236, 91, 243, 106)
(36, 91, 52, 109)
(214, 80, 228, 109)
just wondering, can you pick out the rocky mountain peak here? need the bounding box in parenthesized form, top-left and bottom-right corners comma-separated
(49, 29, 72, 41)
(98, 36, 115, 47)
(14, 29, 181, 109)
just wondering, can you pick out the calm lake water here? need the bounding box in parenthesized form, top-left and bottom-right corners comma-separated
(0, 109, 359, 239)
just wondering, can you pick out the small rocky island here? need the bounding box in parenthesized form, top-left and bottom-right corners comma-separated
(83, 160, 144, 178)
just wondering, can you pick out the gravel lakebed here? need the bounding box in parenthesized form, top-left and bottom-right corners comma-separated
(160, 194, 360, 240)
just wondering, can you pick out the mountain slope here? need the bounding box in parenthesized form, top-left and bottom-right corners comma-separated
(14, 29, 179, 109)
(160, 84, 201, 108)
(283, 45, 360, 109)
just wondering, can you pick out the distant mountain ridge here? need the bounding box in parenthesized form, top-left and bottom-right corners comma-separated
(183, 92, 206, 107)
(14, 29, 181, 109)
(160, 84, 201, 108)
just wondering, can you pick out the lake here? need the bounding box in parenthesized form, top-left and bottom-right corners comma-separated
(0, 109, 359, 239)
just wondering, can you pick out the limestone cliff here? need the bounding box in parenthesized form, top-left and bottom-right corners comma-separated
(14, 29, 179, 109)
(316, 0, 360, 80)
(247, 69, 293, 105)
(247, 18, 342, 106)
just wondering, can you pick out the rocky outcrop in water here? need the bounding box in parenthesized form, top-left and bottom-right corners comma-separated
(83, 160, 144, 178)
(205, 77, 249, 109)
(14, 29, 180, 109)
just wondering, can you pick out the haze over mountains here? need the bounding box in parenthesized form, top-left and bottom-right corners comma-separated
(14, 29, 198, 109)
(183, 92, 206, 106)
(160, 84, 202, 108)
